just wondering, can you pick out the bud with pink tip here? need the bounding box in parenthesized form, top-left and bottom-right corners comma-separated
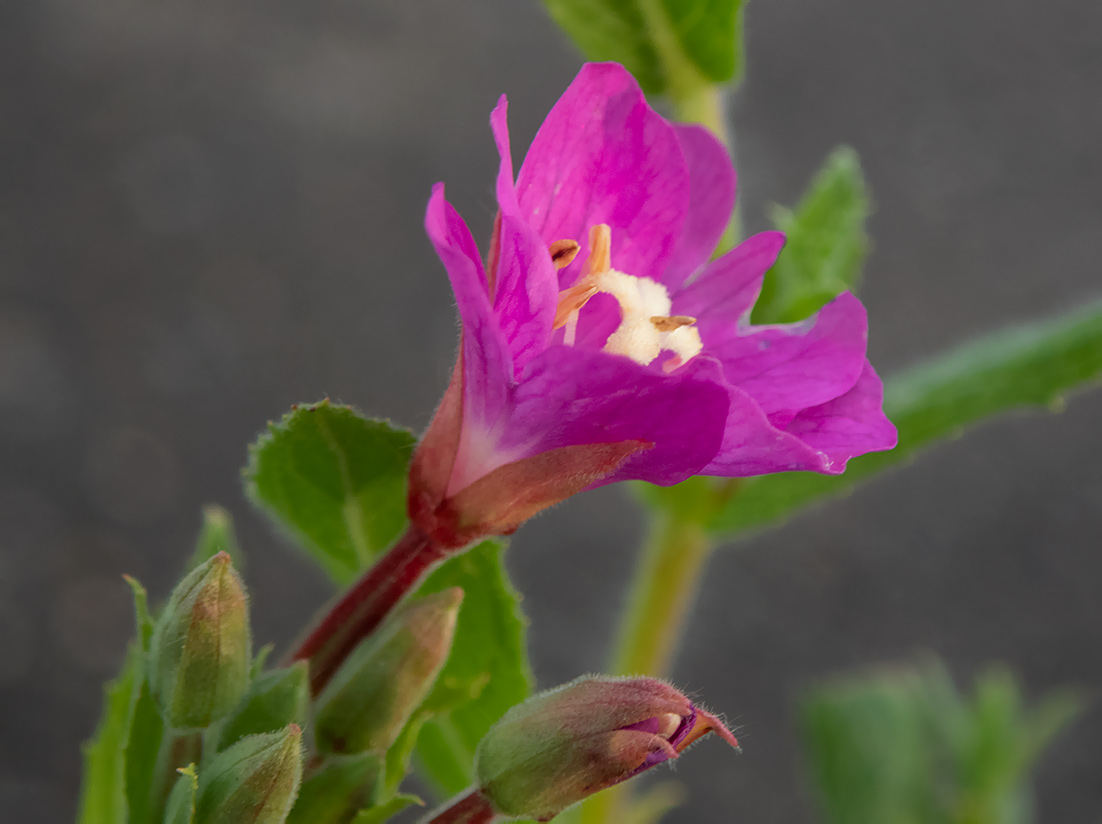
(470, 675, 740, 821)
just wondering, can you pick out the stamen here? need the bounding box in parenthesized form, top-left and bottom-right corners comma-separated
(548, 239, 580, 269)
(584, 224, 612, 277)
(650, 315, 696, 332)
(552, 224, 613, 331)
(553, 280, 599, 330)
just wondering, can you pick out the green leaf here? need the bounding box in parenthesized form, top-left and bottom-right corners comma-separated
(414, 541, 533, 795)
(752, 146, 870, 324)
(708, 300, 1102, 537)
(124, 575, 154, 652)
(163, 765, 198, 824)
(286, 753, 382, 824)
(217, 663, 310, 751)
(384, 712, 429, 797)
(78, 645, 140, 824)
(543, 1, 663, 93)
(542, 0, 745, 95)
(245, 401, 416, 585)
(351, 795, 423, 824)
(189, 504, 244, 572)
(660, 0, 745, 84)
(80, 576, 155, 824)
(124, 680, 165, 824)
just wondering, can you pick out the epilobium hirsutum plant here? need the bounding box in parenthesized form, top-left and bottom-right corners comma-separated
(78, 2, 1098, 823)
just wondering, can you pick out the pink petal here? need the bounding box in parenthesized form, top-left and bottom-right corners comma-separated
(705, 292, 869, 428)
(489, 99, 558, 373)
(490, 95, 522, 218)
(503, 346, 730, 486)
(673, 231, 786, 326)
(662, 124, 737, 291)
(515, 63, 689, 285)
(785, 361, 898, 468)
(424, 185, 513, 431)
(493, 214, 558, 373)
(699, 382, 835, 476)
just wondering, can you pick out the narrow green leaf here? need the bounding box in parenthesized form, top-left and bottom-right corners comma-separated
(163, 765, 198, 824)
(78, 645, 140, 824)
(384, 712, 430, 797)
(80, 576, 155, 824)
(708, 300, 1102, 537)
(217, 663, 310, 751)
(189, 505, 244, 572)
(124, 575, 154, 652)
(245, 401, 416, 585)
(414, 541, 533, 795)
(352, 795, 423, 824)
(752, 146, 870, 325)
(124, 680, 165, 824)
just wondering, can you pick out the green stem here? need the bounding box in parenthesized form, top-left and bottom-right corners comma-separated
(578, 511, 716, 824)
(611, 511, 715, 677)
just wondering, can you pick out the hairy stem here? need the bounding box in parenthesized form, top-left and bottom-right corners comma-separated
(288, 524, 451, 696)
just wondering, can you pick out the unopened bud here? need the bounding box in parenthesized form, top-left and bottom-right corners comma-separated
(150, 552, 252, 730)
(194, 724, 303, 824)
(474, 675, 739, 821)
(315, 587, 463, 755)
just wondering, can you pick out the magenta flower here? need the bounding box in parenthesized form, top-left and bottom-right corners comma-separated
(410, 62, 896, 547)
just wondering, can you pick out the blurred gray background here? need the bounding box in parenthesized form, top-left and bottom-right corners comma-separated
(1, 0, 1100, 820)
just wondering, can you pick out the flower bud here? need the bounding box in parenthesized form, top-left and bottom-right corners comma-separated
(194, 724, 303, 824)
(150, 552, 252, 730)
(474, 675, 740, 821)
(314, 587, 463, 755)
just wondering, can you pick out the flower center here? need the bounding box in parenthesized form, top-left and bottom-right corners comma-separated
(552, 225, 702, 371)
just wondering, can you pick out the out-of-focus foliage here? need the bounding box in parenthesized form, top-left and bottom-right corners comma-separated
(800, 661, 1082, 824)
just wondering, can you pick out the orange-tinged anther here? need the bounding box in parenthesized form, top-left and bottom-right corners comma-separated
(553, 280, 599, 330)
(548, 239, 580, 269)
(552, 224, 614, 333)
(584, 224, 612, 277)
(650, 315, 697, 332)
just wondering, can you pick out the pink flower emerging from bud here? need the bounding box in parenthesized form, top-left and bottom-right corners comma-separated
(410, 62, 896, 548)
(470, 675, 739, 821)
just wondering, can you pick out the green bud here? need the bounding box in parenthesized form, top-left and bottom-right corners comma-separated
(314, 587, 462, 755)
(195, 724, 303, 824)
(150, 552, 252, 730)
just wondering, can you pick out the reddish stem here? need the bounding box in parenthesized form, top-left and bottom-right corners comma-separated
(290, 524, 450, 696)
(421, 789, 498, 824)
